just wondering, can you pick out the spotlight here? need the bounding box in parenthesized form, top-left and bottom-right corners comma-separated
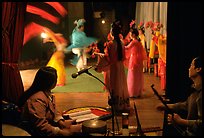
(102, 20, 105, 24)
(41, 32, 47, 38)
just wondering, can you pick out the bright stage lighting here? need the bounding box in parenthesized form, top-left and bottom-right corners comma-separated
(102, 20, 105, 24)
(41, 32, 47, 38)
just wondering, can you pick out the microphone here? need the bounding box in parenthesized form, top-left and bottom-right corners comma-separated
(71, 66, 93, 78)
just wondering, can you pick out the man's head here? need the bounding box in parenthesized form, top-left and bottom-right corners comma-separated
(189, 57, 202, 78)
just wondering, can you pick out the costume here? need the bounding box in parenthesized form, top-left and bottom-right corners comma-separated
(44, 31, 67, 86)
(47, 50, 66, 86)
(20, 91, 64, 136)
(67, 19, 97, 71)
(157, 34, 167, 90)
(96, 36, 130, 112)
(124, 39, 147, 97)
(107, 40, 130, 112)
(95, 20, 130, 112)
(101, 33, 112, 91)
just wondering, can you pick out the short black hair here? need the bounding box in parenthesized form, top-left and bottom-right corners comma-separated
(194, 57, 202, 76)
(18, 66, 57, 107)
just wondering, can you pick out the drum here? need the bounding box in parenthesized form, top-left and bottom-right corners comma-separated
(63, 106, 112, 123)
(2, 124, 31, 136)
(63, 106, 111, 136)
(82, 119, 107, 135)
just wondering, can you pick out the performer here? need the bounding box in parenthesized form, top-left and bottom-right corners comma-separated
(138, 21, 148, 73)
(43, 28, 67, 86)
(157, 31, 167, 90)
(95, 33, 113, 92)
(96, 20, 130, 113)
(66, 19, 98, 71)
(124, 28, 147, 98)
(148, 22, 163, 63)
(122, 20, 136, 46)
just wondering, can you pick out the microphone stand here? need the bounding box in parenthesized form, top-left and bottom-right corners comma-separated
(84, 70, 120, 136)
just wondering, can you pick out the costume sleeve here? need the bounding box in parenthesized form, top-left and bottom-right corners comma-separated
(67, 31, 97, 50)
(95, 42, 112, 73)
(123, 32, 131, 45)
(124, 40, 147, 69)
(149, 38, 155, 58)
(158, 35, 167, 63)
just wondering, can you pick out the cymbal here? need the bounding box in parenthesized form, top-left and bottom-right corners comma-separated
(82, 119, 107, 134)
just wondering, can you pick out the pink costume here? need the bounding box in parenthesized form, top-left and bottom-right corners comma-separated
(124, 39, 147, 97)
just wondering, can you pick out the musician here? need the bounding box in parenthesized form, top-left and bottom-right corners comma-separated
(18, 66, 82, 136)
(156, 57, 202, 136)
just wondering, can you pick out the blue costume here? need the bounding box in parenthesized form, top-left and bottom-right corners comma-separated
(67, 19, 97, 69)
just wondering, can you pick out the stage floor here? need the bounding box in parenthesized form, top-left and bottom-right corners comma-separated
(19, 64, 165, 136)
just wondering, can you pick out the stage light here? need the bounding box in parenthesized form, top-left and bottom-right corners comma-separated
(41, 32, 47, 38)
(102, 20, 105, 24)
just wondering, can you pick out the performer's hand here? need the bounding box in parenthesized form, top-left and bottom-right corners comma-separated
(69, 123, 82, 133)
(171, 113, 184, 125)
(155, 103, 166, 111)
(98, 53, 105, 58)
(119, 34, 123, 39)
(59, 119, 77, 129)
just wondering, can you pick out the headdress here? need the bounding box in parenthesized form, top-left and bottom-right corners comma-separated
(129, 20, 136, 29)
(138, 21, 144, 31)
(145, 21, 154, 29)
(152, 22, 163, 31)
(74, 18, 86, 28)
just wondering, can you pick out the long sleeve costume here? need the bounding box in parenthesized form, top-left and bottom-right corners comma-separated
(67, 28, 97, 69)
(124, 39, 147, 97)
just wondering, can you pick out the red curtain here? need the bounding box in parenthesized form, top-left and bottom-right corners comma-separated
(2, 2, 27, 104)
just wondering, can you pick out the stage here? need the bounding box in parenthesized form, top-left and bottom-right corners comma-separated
(19, 64, 165, 136)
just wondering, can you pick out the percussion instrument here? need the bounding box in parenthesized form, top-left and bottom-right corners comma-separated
(2, 124, 31, 136)
(63, 106, 112, 122)
(63, 106, 111, 135)
(82, 119, 107, 135)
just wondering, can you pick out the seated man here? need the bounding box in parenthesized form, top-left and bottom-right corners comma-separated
(156, 57, 202, 136)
